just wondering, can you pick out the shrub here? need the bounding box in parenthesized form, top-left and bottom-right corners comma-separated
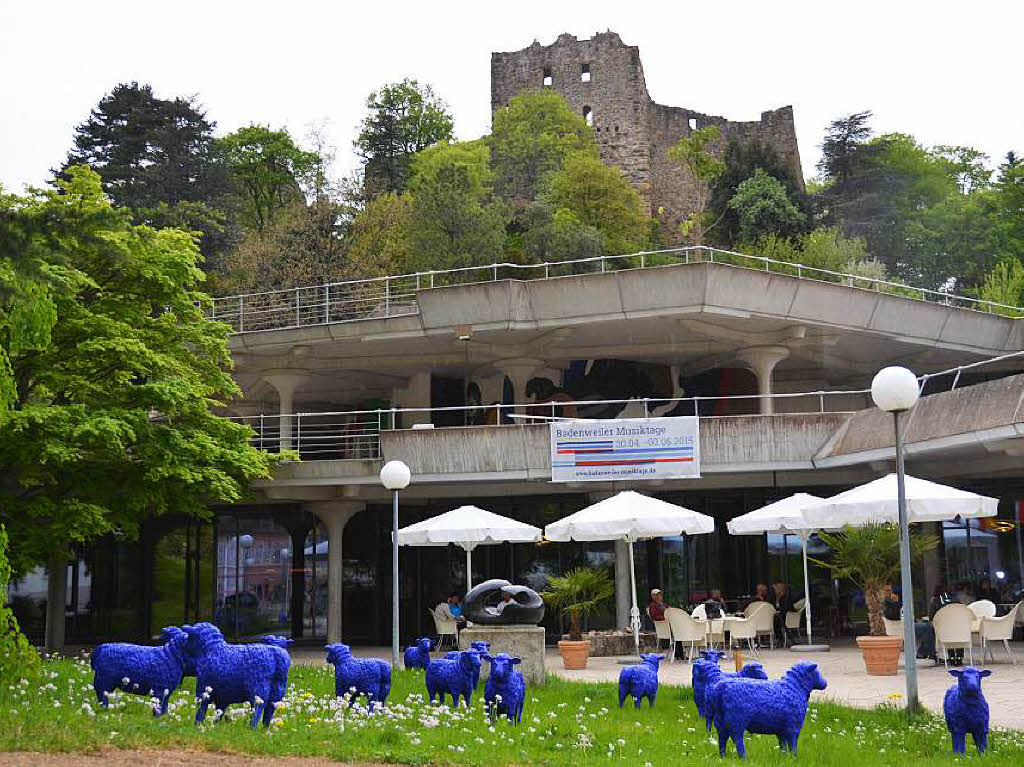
(0, 525, 38, 680)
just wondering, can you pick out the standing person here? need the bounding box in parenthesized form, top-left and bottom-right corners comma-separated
(771, 582, 796, 644)
(647, 588, 668, 623)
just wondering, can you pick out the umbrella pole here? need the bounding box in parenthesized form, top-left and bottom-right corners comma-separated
(627, 538, 640, 656)
(465, 546, 473, 592)
(801, 531, 813, 645)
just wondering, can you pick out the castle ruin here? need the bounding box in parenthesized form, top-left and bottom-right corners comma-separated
(491, 32, 803, 242)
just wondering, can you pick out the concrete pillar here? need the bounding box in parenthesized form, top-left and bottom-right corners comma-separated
(494, 358, 544, 418)
(310, 501, 365, 643)
(391, 371, 431, 427)
(263, 370, 311, 451)
(614, 539, 632, 629)
(736, 346, 790, 415)
(44, 553, 67, 653)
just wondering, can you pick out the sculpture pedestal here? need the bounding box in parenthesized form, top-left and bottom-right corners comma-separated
(461, 625, 546, 685)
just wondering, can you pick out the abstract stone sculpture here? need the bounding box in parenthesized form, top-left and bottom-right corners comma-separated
(944, 667, 991, 754)
(404, 637, 432, 671)
(464, 579, 545, 625)
(181, 622, 290, 728)
(704, 663, 769, 732)
(91, 626, 189, 716)
(425, 649, 482, 707)
(617, 652, 664, 708)
(482, 652, 525, 724)
(691, 649, 726, 721)
(714, 661, 827, 759)
(326, 643, 392, 706)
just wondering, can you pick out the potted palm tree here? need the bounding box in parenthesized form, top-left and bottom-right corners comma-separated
(541, 567, 615, 670)
(814, 524, 937, 675)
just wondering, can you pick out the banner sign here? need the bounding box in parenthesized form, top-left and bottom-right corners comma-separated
(550, 416, 700, 483)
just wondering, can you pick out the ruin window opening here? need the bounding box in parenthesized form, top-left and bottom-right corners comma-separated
(583, 106, 593, 127)
(542, 68, 552, 87)
(581, 64, 591, 83)
(688, 117, 697, 130)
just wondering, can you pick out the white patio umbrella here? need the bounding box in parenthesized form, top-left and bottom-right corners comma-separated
(727, 494, 825, 648)
(396, 505, 542, 592)
(544, 491, 715, 655)
(801, 474, 998, 527)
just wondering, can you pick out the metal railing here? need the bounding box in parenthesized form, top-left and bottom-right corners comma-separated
(208, 246, 1024, 334)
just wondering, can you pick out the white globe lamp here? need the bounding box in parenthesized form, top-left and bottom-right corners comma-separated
(380, 460, 411, 490)
(871, 366, 920, 413)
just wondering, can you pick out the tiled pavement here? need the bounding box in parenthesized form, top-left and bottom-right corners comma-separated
(292, 639, 1024, 729)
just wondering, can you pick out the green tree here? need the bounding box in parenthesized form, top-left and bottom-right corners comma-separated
(0, 524, 36, 680)
(517, 203, 605, 264)
(545, 152, 646, 254)
(344, 192, 414, 276)
(404, 141, 509, 271)
(219, 125, 319, 232)
(355, 79, 455, 196)
(729, 169, 806, 244)
(64, 82, 234, 271)
(667, 125, 725, 244)
(0, 167, 278, 593)
(490, 90, 598, 203)
(976, 259, 1024, 315)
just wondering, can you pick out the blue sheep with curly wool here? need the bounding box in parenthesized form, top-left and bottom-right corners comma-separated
(482, 653, 525, 724)
(618, 653, 664, 708)
(691, 648, 726, 720)
(944, 667, 991, 754)
(161, 626, 195, 677)
(90, 627, 189, 716)
(445, 640, 490, 688)
(404, 637, 432, 671)
(261, 636, 293, 704)
(425, 649, 481, 707)
(326, 643, 392, 706)
(714, 661, 827, 759)
(704, 662, 769, 731)
(182, 622, 290, 728)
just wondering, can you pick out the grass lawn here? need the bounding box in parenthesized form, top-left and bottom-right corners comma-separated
(1, 655, 1021, 764)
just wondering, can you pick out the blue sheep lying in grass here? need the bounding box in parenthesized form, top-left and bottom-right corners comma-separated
(91, 627, 189, 716)
(181, 622, 290, 728)
(617, 653, 664, 708)
(691, 649, 726, 720)
(482, 653, 524, 724)
(404, 637, 432, 671)
(944, 667, 991, 754)
(714, 661, 827, 759)
(326, 643, 392, 706)
(444, 640, 491, 688)
(425, 649, 482, 707)
(703, 662, 769, 731)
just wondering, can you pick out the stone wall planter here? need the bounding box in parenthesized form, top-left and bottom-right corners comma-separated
(856, 635, 903, 675)
(557, 640, 591, 669)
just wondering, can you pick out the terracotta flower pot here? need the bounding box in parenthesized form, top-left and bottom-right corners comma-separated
(558, 639, 591, 670)
(856, 635, 903, 676)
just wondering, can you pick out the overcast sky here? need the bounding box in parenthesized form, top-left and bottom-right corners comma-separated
(2, 1, 1021, 192)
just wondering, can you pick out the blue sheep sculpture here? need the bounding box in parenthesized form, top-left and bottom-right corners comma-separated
(425, 649, 482, 707)
(618, 653, 664, 708)
(326, 643, 392, 706)
(714, 661, 827, 759)
(181, 622, 290, 728)
(691, 649, 726, 720)
(444, 640, 491, 688)
(162, 625, 195, 677)
(91, 627, 189, 716)
(703, 662, 769, 732)
(261, 635, 293, 649)
(482, 653, 525, 724)
(404, 637, 432, 671)
(944, 667, 991, 754)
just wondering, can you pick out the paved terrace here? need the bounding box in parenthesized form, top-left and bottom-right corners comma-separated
(290, 640, 1024, 729)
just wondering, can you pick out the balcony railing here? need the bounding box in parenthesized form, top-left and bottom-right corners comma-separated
(208, 246, 1023, 335)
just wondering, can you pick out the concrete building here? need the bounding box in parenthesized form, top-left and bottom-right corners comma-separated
(15, 248, 1024, 649)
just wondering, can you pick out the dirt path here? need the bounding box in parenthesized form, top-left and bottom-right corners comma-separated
(0, 751, 385, 767)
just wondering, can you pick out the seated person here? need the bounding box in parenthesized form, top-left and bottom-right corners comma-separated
(436, 593, 467, 629)
(704, 588, 726, 619)
(488, 588, 515, 617)
(886, 582, 937, 661)
(976, 577, 1001, 604)
(744, 583, 770, 612)
(647, 588, 668, 622)
(882, 584, 902, 621)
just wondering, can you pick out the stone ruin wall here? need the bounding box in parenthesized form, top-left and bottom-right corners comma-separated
(491, 32, 804, 244)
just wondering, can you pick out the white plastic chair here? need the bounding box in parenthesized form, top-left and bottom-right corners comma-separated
(980, 602, 1020, 664)
(883, 617, 904, 640)
(933, 603, 975, 668)
(691, 603, 708, 620)
(968, 599, 997, 638)
(650, 609, 673, 649)
(429, 607, 458, 650)
(784, 599, 806, 645)
(747, 601, 777, 649)
(726, 616, 758, 656)
(665, 607, 705, 664)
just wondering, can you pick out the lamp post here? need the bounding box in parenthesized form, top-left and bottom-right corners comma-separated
(871, 365, 921, 714)
(380, 460, 412, 670)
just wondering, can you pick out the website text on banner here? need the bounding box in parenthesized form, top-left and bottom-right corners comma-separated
(549, 417, 700, 483)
